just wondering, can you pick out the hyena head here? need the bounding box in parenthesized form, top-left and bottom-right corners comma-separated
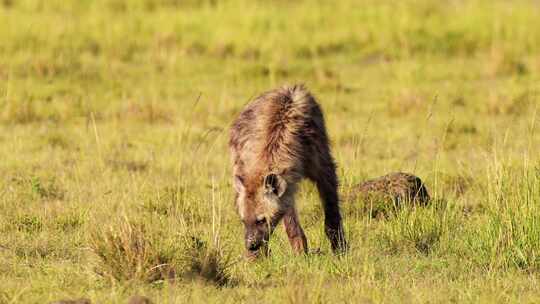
(233, 173, 288, 256)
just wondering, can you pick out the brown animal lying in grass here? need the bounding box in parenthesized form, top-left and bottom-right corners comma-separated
(345, 172, 430, 217)
(229, 84, 347, 259)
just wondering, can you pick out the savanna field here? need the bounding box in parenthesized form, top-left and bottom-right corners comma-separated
(1, 0, 540, 303)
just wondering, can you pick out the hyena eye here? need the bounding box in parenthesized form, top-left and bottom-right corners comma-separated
(255, 218, 267, 226)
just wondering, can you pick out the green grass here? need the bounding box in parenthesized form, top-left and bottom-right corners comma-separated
(1, 0, 540, 302)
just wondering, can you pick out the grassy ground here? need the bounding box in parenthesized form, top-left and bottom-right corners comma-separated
(1, 0, 540, 303)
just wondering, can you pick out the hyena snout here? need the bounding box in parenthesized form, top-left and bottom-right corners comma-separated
(246, 237, 262, 251)
(244, 227, 269, 252)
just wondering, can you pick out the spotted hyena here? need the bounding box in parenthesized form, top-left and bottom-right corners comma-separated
(345, 172, 430, 217)
(229, 84, 347, 258)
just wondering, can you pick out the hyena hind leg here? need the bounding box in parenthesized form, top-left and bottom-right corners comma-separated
(283, 207, 308, 254)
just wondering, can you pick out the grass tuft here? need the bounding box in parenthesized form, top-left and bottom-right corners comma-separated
(179, 236, 235, 287)
(89, 218, 234, 287)
(89, 218, 177, 283)
(379, 203, 456, 255)
(466, 168, 540, 271)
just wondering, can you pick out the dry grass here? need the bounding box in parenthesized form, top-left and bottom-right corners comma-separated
(89, 218, 235, 287)
(179, 236, 235, 287)
(89, 218, 177, 283)
(1, 0, 540, 302)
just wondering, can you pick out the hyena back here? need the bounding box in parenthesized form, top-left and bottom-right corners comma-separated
(229, 84, 347, 258)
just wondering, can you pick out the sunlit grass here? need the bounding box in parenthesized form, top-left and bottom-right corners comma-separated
(0, 0, 540, 303)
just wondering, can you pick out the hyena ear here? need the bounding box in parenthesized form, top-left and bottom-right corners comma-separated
(233, 175, 245, 193)
(264, 174, 287, 197)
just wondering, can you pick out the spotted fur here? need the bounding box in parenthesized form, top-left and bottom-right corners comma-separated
(345, 172, 430, 217)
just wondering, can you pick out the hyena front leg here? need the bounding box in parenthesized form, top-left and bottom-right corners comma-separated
(314, 162, 348, 253)
(283, 207, 308, 254)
